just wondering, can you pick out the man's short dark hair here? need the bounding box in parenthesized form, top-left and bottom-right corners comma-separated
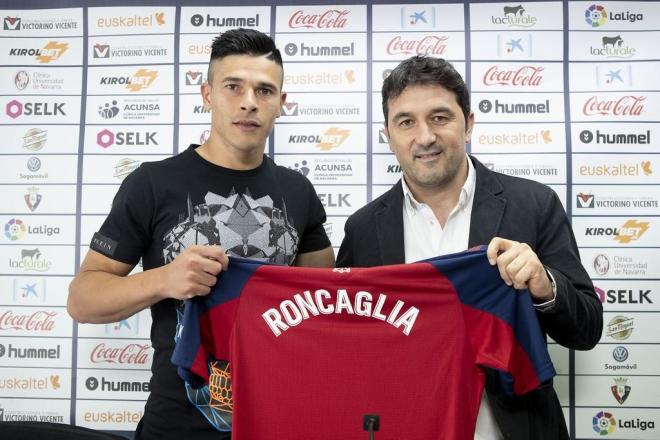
(207, 28, 283, 85)
(382, 56, 470, 125)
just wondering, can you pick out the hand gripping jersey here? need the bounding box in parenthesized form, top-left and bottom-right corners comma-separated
(172, 247, 555, 440)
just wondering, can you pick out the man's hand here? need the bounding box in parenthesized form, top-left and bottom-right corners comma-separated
(158, 245, 229, 300)
(486, 237, 554, 303)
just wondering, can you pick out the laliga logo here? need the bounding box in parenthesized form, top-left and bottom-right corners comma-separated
(585, 4, 607, 27)
(593, 411, 616, 435)
(483, 65, 544, 87)
(289, 9, 349, 29)
(4, 218, 26, 241)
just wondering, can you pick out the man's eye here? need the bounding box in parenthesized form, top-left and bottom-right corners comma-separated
(258, 88, 274, 96)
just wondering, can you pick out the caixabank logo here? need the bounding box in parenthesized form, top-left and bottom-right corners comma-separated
(491, 5, 538, 27)
(585, 4, 644, 28)
(592, 410, 655, 435)
(7, 41, 68, 64)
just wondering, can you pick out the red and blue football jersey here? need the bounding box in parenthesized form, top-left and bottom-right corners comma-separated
(172, 247, 555, 439)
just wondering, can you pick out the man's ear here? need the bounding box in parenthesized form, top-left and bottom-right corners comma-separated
(200, 82, 211, 108)
(277, 92, 287, 118)
(465, 112, 475, 141)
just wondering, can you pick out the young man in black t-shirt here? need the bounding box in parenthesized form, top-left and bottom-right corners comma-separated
(68, 29, 334, 439)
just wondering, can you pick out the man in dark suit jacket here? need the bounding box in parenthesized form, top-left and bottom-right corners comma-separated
(337, 56, 602, 439)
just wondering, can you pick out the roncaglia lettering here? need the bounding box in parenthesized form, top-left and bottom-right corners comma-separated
(262, 289, 419, 337)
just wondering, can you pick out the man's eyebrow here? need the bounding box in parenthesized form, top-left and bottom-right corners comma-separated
(392, 107, 455, 120)
(221, 76, 278, 90)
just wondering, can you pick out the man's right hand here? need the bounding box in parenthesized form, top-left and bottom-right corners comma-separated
(159, 245, 229, 300)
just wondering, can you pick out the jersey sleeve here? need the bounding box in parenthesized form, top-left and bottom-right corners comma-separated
(429, 248, 556, 396)
(90, 164, 155, 265)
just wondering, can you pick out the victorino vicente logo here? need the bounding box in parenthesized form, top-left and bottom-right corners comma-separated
(0, 310, 56, 332)
(90, 342, 151, 366)
(483, 65, 544, 87)
(583, 95, 645, 117)
(288, 9, 349, 29)
(387, 35, 448, 56)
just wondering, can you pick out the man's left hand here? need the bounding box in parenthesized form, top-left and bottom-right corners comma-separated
(486, 237, 554, 303)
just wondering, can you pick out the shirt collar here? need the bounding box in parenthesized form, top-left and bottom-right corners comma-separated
(401, 155, 476, 213)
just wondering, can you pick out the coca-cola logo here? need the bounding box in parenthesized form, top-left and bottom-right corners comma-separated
(0, 310, 56, 331)
(583, 95, 646, 116)
(387, 35, 448, 56)
(90, 342, 151, 365)
(483, 65, 544, 86)
(289, 9, 349, 29)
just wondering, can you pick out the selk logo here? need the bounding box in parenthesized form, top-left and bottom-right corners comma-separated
(5, 99, 66, 119)
(596, 286, 653, 304)
(97, 129, 158, 148)
(576, 193, 595, 208)
(3, 16, 21, 30)
(611, 377, 631, 404)
(492, 5, 538, 27)
(185, 70, 203, 86)
(93, 43, 110, 58)
(289, 9, 349, 29)
(318, 193, 351, 208)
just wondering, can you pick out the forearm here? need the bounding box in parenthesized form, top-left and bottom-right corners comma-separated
(68, 267, 165, 324)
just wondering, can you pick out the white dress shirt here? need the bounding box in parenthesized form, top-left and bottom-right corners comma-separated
(401, 156, 503, 440)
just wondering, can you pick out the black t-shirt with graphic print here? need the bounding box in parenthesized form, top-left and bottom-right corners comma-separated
(90, 144, 330, 439)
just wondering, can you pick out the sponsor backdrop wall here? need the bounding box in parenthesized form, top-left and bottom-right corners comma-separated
(0, 1, 658, 438)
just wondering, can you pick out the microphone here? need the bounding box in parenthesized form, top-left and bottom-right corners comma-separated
(363, 414, 380, 440)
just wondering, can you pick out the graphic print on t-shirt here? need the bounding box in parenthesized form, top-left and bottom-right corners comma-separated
(163, 188, 299, 431)
(163, 188, 299, 265)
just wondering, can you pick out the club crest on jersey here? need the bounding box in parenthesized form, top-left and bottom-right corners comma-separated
(262, 289, 419, 336)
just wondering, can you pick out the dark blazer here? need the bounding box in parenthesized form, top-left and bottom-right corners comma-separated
(337, 156, 603, 440)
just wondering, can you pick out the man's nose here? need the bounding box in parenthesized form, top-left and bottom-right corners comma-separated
(240, 90, 258, 112)
(414, 122, 436, 147)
